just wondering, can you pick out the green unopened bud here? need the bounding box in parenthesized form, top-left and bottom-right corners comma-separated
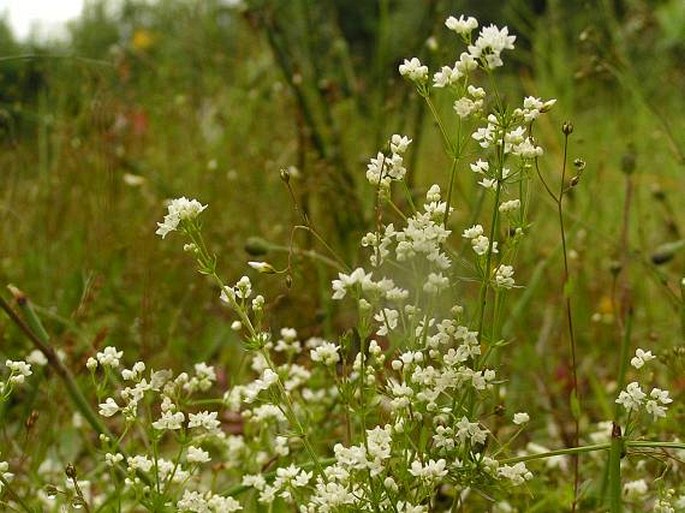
(562, 121, 574, 135)
(621, 145, 636, 175)
(279, 168, 291, 184)
(244, 237, 270, 256)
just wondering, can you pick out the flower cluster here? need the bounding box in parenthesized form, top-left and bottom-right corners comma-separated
(155, 196, 207, 239)
(615, 348, 673, 420)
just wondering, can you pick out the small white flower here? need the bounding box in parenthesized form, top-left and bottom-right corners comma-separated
(98, 397, 120, 418)
(499, 199, 521, 213)
(310, 342, 341, 366)
(155, 197, 207, 238)
(623, 479, 648, 500)
(248, 261, 276, 274)
(105, 452, 124, 467)
(152, 410, 185, 430)
(630, 348, 656, 369)
(498, 462, 532, 485)
(96, 346, 123, 368)
(615, 381, 646, 412)
(494, 265, 515, 289)
(390, 134, 412, 154)
(462, 224, 484, 239)
(445, 15, 478, 35)
(399, 57, 429, 82)
(25, 350, 47, 367)
(186, 446, 211, 464)
(513, 412, 530, 425)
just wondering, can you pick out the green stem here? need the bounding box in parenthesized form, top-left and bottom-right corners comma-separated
(0, 472, 33, 513)
(558, 128, 581, 513)
(608, 423, 623, 513)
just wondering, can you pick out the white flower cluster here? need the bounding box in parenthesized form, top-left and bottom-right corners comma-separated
(177, 489, 242, 512)
(366, 134, 412, 189)
(400, 16, 516, 88)
(615, 349, 673, 420)
(156, 196, 207, 239)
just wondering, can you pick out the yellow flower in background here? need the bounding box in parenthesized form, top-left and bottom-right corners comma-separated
(132, 29, 155, 51)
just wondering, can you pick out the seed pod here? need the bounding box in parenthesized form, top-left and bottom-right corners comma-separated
(244, 237, 270, 256)
(650, 240, 685, 265)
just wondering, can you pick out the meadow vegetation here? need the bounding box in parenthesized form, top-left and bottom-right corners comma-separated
(1, 1, 684, 511)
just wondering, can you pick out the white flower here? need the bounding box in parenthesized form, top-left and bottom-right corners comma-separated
(423, 272, 449, 295)
(512, 137, 543, 158)
(310, 342, 341, 366)
(433, 65, 462, 88)
(498, 462, 532, 485)
(25, 350, 47, 367)
(374, 308, 399, 336)
(152, 410, 185, 430)
(188, 410, 221, 431)
(514, 96, 557, 122)
(187, 446, 211, 464)
(127, 455, 154, 473)
(155, 197, 207, 238)
(248, 261, 276, 273)
(513, 412, 530, 425)
(623, 479, 648, 500)
(646, 388, 673, 419)
(425, 184, 441, 202)
(471, 235, 496, 256)
(98, 397, 120, 417)
(630, 348, 656, 369)
(462, 224, 484, 239)
(499, 199, 521, 213)
(399, 57, 429, 82)
(390, 134, 412, 154)
(494, 265, 515, 289)
(331, 267, 374, 300)
(468, 24, 516, 69)
(96, 346, 123, 368)
(454, 96, 482, 118)
(445, 15, 478, 35)
(105, 452, 124, 467)
(615, 381, 646, 412)
(235, 276, 252, 299)
(409, 458, 448, 482)
(6, 360, 31, 385)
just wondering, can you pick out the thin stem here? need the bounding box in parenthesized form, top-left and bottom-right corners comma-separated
(608, 423, 623, 513)
(476, 132, 506, 346)
(0, 472, 33, 513)
(558, 128, 581, 513)
(422, 94, 453, 153)
(443, 158, 459, 227)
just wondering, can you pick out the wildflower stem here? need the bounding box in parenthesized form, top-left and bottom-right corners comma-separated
(0, 472, 32, 513)
(422, 94, 453, 153)
(608, 423, 623, 513)
(284, 179, 349, 271)
(0, 290, 113, 441)
(476, 134, 505, 346)
(558, 128, 581, 513)
(443, 157, 459, 227)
